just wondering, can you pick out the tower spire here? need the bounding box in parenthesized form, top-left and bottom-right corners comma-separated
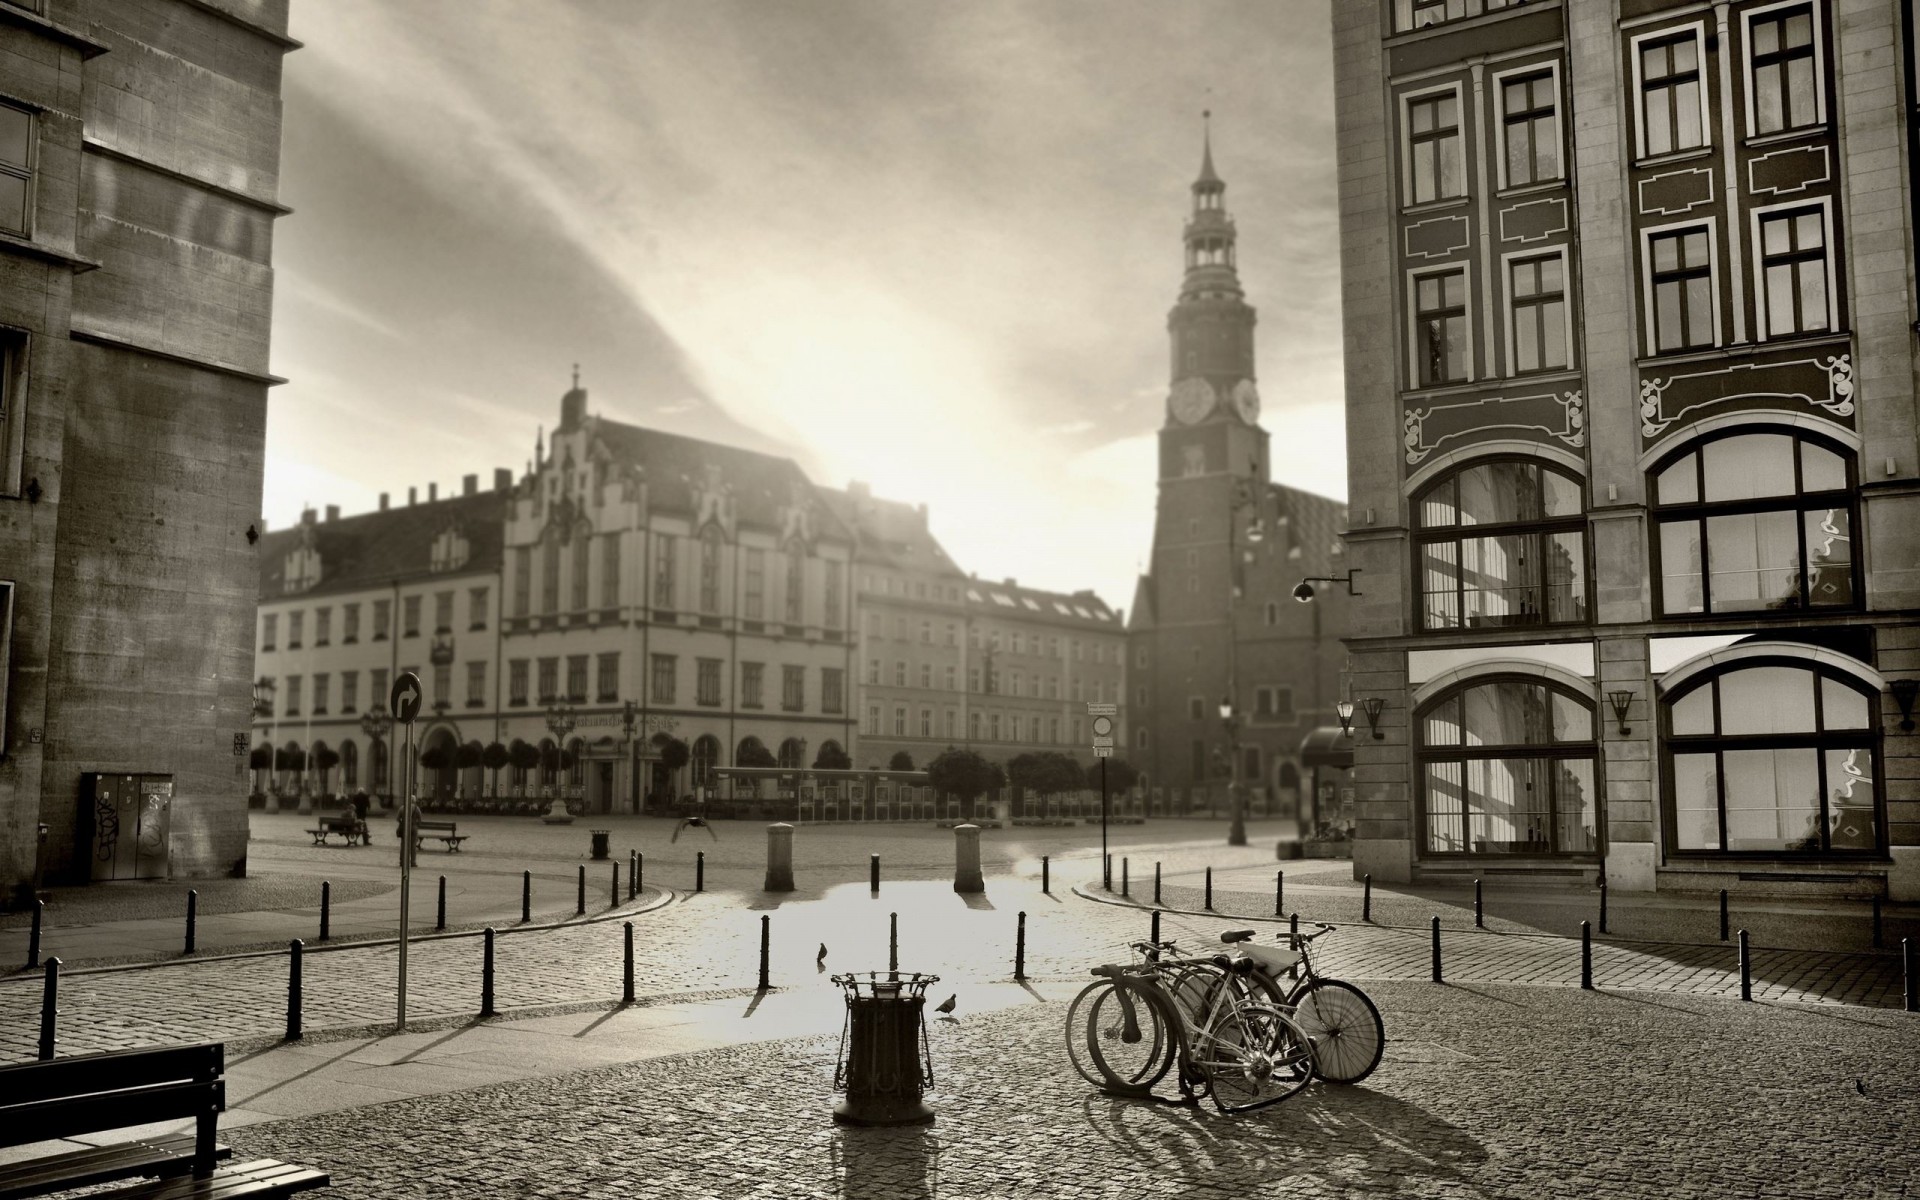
(1196, 109, 1221, 187)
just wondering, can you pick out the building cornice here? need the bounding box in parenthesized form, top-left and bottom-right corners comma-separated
(69, 327, 285, 385)
(83, 137, 293, 216)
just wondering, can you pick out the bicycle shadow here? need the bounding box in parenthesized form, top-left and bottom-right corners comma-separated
(1074, 1083, 1487, 1191)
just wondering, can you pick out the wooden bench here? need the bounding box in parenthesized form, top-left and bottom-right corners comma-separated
(304, 814, 368, 846)
(409, 819, 466, 852)
(0, 1042, 328, 1200)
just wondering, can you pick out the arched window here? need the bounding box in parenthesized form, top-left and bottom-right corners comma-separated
(567, 738, 585, 787)
(1413, 458, 1587, 631)
(371, 738, 389, 791)
(1417, 676, 1598, 856)
(699, 526, 723, 614)
(777, 738, 805, 769)
(539, 738, 558, 787)
(342, 740, 359, 789)
(1651, 431, 1856, 615)
(691, 735, 720, 789)
(1664, 659, 1879, 854)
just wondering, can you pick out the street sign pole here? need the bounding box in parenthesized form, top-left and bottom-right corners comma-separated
(1088, 704, 1117, 890)
(1100, 754, 1109, 889)
(389, 671, 424, 1031)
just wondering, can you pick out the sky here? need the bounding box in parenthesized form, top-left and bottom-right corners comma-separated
(267, 0, 1343, 615)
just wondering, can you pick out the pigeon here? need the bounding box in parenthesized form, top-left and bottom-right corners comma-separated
(934, 994, 957, 1015)
(817, 943, 828, 964)
(1857, 1078, 1868, 1096)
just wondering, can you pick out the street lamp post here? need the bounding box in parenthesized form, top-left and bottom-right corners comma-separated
(359, 705, 393, 809)
(545, 702, 578, 816)
(1219, 696, 1246, 846)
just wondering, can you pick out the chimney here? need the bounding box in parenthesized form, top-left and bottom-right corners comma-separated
(379, 492, 390, 512)
(428, 482, 438, 502)
(494, 467, 513, 493)
(463, 474, 478, 497)
(324, 505, 340, 523)
(300, 507, 316, 526)
(407, 487, 417, 506)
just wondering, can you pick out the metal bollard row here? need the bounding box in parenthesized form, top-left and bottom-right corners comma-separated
(286, 939, 303, 1040)
(1015, 911, 1027, 982)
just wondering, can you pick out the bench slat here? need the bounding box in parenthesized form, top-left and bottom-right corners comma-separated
(0, 1081, 223, 1151)
(0, 1043, 222, 1108)
(0, 1136, 231, 1200)
(106, 1159, 329, 1200)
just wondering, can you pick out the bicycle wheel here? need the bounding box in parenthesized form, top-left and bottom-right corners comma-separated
(1068, 981, 1175, 1094)
(1194, 1003, 1315, 1114)
(1288, 978, 1385, 1085)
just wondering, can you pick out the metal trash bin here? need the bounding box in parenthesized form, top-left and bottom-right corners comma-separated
(831, 971, 938, 1126)
(590, 829, 611, 861)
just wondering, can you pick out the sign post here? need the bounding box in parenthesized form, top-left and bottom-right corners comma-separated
(390, 670, 423, 1030)
(1089, 704, 1116, 889)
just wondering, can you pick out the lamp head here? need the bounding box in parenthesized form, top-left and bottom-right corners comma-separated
(1293, 581, 1316, 603)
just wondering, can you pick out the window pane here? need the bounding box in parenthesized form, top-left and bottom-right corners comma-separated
(1675, 81, 1702, 148)
(1460, 534, 1543, 626)
(1418, 479, 1458, 528)
(1766, 263, 1797, 336)
(1718, 666, 1817, 735)
(1515, 305, 1540, 371)
(1826, 748, 1876, 850)
(1652, 235, 1679, 274)
(1655, 455, 1698, 504)
(0, 106, 28, 169)
(1554, 758, 1596, 853)
(1545, 531, 1587, 622)
(1534, 116, 1559, 180)
(1702, 435, 1795, 501)
(0, 173, 25, 234)
(1787, 58, 1816, 128)
(1423, 695, 1463, 746)
(1682, 231, 1708, 264)
(1655, 280, 1684, 350)
(1796, 211, 1822, 247)
(1646, 90, 1673, 157)
(1659, 520, 1704, 614)
(1417, 275, 1440, 310)
(1763, 215, 1793, 257)
(1821, 677, 1869, 730)
(1706, 509, 1800, 611)
(1670, 684, 1714, 735)
(1424, 761, 1467, 852)
(1673, 752, 1720, 849)
(1684, 275, 1713, 345)
(1804, 508, 1852, 606)
(1551, 692, 1592, 742)
(1723, 748, 1819, 852)
(1466, 757, 1553, 852)
(1461, 681, 1552, 747)
(1796, 259, 1827, 331)
(1539, 297, 1566, 369)
(1443, 271, 1465, 307)
(1457, 462, 1541, 525)
(1507, 122, 1532, 186)
(1438, 134, 1462, 199)
(1421, 541, 1461, 629)
(1542, 470, 1583, 516)
(1800, 442, 1845, 491)
(1673, 37, 1697, 73)
(1753, 19, 1779, 56)
(1755, 63, 1785, 134)
(1413, 141, 1435, 203)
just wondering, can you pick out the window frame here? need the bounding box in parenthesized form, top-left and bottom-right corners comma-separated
(0, 329, 27, 497)
(0, 100, 35, 237)
(1640, 218, 1721, 355)
(1741, 0, 1826, 139)
(1630, 22, 1712, 161)
(1399, 83, 1468, 209)
(1406, 263, 1474, 389)
(1749, 198, 1836, 341)
(1492, 61, 1564, 191)
(1502, 246, 1574, 376)
(1412, 456, 1591, 633)
(1660, 656, 1882, 858)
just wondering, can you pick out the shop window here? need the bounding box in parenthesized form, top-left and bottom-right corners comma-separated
(1417, 677, 1598, 855)
(1415, 458, 1587, 630)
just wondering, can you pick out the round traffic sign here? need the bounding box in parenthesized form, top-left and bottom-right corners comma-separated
(390, 670, 424, 725)
(1092, 715, 1114, 737)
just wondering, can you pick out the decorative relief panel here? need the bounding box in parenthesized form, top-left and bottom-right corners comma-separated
(1636, 166, 1715, 217)
(1747, 144, 1830, 198)
(1404, 389, 1585, 464)
(1403, 212, 1471, 261)
(1498, 196, 1568, 244)
(1639, 351, 1854, 441)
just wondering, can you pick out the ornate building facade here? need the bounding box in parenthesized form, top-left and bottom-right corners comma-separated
(1128, 128, 1351, 819)
(1334, 0, 1920, 898)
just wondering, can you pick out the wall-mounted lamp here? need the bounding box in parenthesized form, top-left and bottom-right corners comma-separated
(1293, 569, 1364, 603)
(24, 477, 40, 504)
(1335, 699, 1355, 738)
(1608, 689, 1635, 736)
(1360, 696, 1386, 740)
(1892, 679, 1919, 733)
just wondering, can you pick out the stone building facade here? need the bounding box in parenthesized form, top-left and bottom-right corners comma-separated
(0, 0, 293, 903)
(1333, 0, 1920, 898)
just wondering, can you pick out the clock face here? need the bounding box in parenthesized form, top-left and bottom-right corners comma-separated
(1232, 379, 1261, 424)
(1169, 378, 1216, 425)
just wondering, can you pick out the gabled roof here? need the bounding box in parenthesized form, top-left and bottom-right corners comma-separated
(815, 484, 964, 575)
(586, 417, 851, 542)
(257, 490, 506, 600)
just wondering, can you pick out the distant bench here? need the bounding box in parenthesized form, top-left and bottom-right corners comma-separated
(0, 1041, 329, 1199)
(405, 819, 466, 852)
(305, 814, 368, 846)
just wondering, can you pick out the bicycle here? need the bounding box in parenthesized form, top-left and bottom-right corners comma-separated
(1066, 948, 1317, 1114)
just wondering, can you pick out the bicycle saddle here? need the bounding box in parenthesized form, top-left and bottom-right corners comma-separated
(1219, 929, 1255, 944)
(1208, 953, 1258, 974)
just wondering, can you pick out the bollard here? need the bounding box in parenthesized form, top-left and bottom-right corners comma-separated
(319, 880, 331, 941)
(637, 852, 644, 894)
(522, 870, 531, 923)
(1906, 939, 1917, 1013)
(27, 899, 42, 969)
(1290, 912, 1300, 951)
(1363, 873, 1372, 923)
(623, 922, 635, 1004)
(764, 823, 796, 892)
(481, 927, 496, 1017)
(286, 939, 304, 1040)
(576, 865, 586, 916)
(1122, 857, 1129, 898)
(1430, 916, 1442, 983)
(1204, 867, 1213, 911)
(1873, 895, 1883, 950)
(697, 852, 706, 893)
(184, 889, 198, 955)
(1580, 921, 1592, 990)
(889, 912, 899, 975)
(1041, 856, 1050, 894)
(1719, 889, 1729, 941)
(1275, 871, 1284, 918)
(1015, 911, 1027, 981)
(758, 915, 771, 992)
(870, 853, 880, 892)
(437, 875, 447, 932)
(952, 825, 985, 894)
(1738, 929, 1751, 1002)
(1154, 862, 1162, 907)
(1104, 854, 1112, 892)
(38, 957, 59, 1060)
(629, 850, 639, 899)
(1151, 909, 1162, 946)
(1474, 878, 1483, 928)
(611, 862, 620, 908)
(1599, 882, 1608, 935)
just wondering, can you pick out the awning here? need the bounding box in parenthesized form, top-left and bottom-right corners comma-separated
(1298, 726, 1354, 770)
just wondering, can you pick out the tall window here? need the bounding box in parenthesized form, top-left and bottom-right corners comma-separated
(741, 662, 764, 708)
(509, 660, 529, 706)
(692, 736, 719, 790)
(1756, 207, 1830, 337)
(285, 674, 301, 717)
(785, 545, 805, 624)
(541, 540, 560, 614)
(435, 591, 454, 634)
(1415, 459, 1588, 630)
(699, 527, 723, 614)
(1666, 660, 1878, 855)
(372, 669, 389, 707)
(315, 608, 331, 646)
(597, 652, 619, 702)
(403, 596, 421, 637)
(1500, 70, 1559, 187)
(1648, 226, 1715, 352)
(373, 599, 391, 641)
(1749, 4, 1818, 136)
(466, 662, 486, 706)
(1413, 269, 1469, 387)
(469, 587, 488, 630)
(1652, 431, 1855, 615)
(601, 534, 620, 608)
(697, 658, 722, 706)
(312, 674, 329, 715)
(513, 547, 531, 617)
(572, 533, 590, 611)
(823, 564, 843, 629)
(341, 671, 358, 714)
(653, 534, 676, 609)
(343, 603, 360, 643)
(1508, 254, 1567, 373)
(744, 548, 765, 619)
(1419, 677, 1598, 855)
(650, 654, 676, 705)
(537, 657, 558, 703)
(822, 667, 844, 714)
(1406, 91, 1462, 205)
(287, 611, 303, 649)
(1639, 30, 1705, 157)
(0, 102, 33, 235)
(783, 666, 805, 711)
(261, 614, 277, 651)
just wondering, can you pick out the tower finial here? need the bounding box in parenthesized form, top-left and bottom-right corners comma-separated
(571, 362, 580, 389)
(1196, 109, 1221, 187)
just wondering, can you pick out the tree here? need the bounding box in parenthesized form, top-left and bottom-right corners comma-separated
(1087, 756, 1141, 794)
(659, 737, 690, 773)
(888, 750, 915, 772)
(926, 748, 1002, 821)
(248, 745, 272, 770)
(813, 742, 851, 771)
(454, 741, 483, 770)
(737, 741, 777, 769)
(482, 741, 510, 795)
(419, 745, 448, 770)
(508, 739, 540, 773)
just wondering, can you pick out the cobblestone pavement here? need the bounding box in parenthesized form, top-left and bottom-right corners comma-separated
(220, 981, 1920, 1199)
